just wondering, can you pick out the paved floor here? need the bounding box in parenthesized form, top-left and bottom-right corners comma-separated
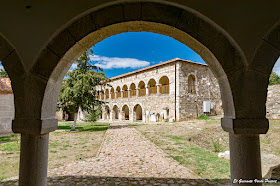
(1, 123, 214, 185)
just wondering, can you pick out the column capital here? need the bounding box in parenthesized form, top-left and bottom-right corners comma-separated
(221, 118, 269, 134)
(13, 118, 58, 135)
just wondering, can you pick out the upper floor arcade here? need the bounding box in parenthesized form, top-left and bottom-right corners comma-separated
(98, 75, 170, 101)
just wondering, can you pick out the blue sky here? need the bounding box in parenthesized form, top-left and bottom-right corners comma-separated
(89, 32, 205, 78)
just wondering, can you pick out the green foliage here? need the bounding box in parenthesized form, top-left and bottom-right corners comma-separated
(197, 114, 210, 120)
(58, 49, 109, 120)
(269, 71, 280, 85)
(0, 68, 8, 78)
(211, 138, 223, 152)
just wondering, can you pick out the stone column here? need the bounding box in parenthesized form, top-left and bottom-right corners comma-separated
(12, 118, 57, 186)
(114, 91, 117, 99)
(109, 111, 113, 121)
(127, 89, 130, 98)
(221, 118, 268, 185)
(142, 112, 146, 122)
(146, 86, 149, 95)
(119, 110, 123, 121)
(146, 111, 150, 122)
(121, 90, 123, 98)
(19, 134, 49, 186)
(163, 107, 168, 120)
(136, 88, 139, 97)
(156, 84, 161, 95)
(229, 134, 262, 185)
(109, 92, 111, 100)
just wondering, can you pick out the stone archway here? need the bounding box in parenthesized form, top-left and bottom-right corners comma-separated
(104, 105, 110, 120)
(6, 2, 279, 185)
(122, 105, 129, 120)
(112, 105, 119, 120)
(133, 104, 143, 121)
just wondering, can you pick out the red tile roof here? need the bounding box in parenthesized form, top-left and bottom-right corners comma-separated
(110, 58, 207, 80)
(0, 77, 12, 94)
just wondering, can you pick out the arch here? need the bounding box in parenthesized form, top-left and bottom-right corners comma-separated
(122, 84, 128, 98)
(36, 1, 243, 134)
(105, 89, 109, 99)
(122, 104, 130, 120)
(129, 83, 136, 97)
(138, 81, 146, 97)
(159, 76, 169, 94)
(133, 104, 142, 121)
(148, 78, 157, 95)
(112, 105, 119, 120)
(116, 86, 121, 98)
(110, 87, 115, 99)
(104, 105, 110, 120)
(188, 75, 196, 94)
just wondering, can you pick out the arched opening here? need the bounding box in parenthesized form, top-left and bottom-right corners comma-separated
(104, 105, 110, 120)
(133, 104, 142, 121)
(110, 88, 115, 99)
(148, 79, 157, 95)
(138, 81, 146, 97)
(122, 85, 128, 98)
(27, 2, 248, 185)
(188, 75, 196, 94)
(122, 105, 129, 120)
(100, 90, 105, 100)
(159, 76, 169, 94)
(105, 89, 109, 99)
(130, 83, 136, 97)
(116, 86, 121, 99)
(112, 105, 119, 120)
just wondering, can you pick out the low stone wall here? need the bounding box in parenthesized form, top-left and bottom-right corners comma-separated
(266, 84, 280, 119)
(0, 94, 14, 137)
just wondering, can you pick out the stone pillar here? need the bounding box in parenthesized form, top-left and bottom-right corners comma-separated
(146, 111, 150, 122)
(19, 134, 49, 186)
(163, 107, 168, 119)
(121, 90, 123, 98)
(127, 89, 130, 98)
(109, 92, 111, 100)
(221, 118, 269, 185)
(12, 118, 57, 186)
(109, 111, 113, 121)
(142, 112, 146, 122)
(229, 134, 262, 185)
(156, 84, 161, 95)
(114, 91, 117, 99)
(119, 110, 123, 121)
(146, 86, 149, 95)
(136, 88, 139, 97)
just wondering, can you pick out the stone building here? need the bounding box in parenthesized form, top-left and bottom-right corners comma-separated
(97, 58, 222, 122)
(0, 77, 14, 137)
(0, 2, 279, 184)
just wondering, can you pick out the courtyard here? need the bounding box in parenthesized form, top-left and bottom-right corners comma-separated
(1, 117, 279, 185)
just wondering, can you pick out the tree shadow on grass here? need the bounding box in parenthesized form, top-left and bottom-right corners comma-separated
(0, 176, 232, 186)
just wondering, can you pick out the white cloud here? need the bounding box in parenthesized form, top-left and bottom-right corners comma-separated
(273, 57, 280, 75)
(69, 63, 77, 71)
(91, 55, 150, 69)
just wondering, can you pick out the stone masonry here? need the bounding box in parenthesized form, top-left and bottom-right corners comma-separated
(98, 58, 222, 122)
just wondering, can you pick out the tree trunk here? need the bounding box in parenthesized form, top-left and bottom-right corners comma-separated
(71, 112, 78, 131)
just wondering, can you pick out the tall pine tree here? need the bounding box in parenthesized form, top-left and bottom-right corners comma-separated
(58, 49, 109, 130)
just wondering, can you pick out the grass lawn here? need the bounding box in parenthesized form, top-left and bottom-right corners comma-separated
(132, 118, 280, 183)
(0, 121, 109, 180)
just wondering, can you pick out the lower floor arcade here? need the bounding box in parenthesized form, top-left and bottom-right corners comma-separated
(102, 103, 170, 122)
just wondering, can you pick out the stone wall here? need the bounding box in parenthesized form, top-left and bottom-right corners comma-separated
(266, 84, 280, 119)
(101, 63, 176, 121)
(178, 62, 222, 120)
(0, 94, 14, 137)
(99, 60, 223, 122)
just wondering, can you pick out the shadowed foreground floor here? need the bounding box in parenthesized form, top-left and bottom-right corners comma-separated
(1, 176, 230, 185)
